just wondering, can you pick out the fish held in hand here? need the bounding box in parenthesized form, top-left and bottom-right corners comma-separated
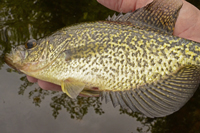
(5, 0, 200, 118)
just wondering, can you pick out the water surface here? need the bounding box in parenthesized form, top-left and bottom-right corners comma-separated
(1, 0, 200, 132)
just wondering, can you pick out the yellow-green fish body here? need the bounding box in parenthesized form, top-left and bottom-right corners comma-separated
(23, 22, 200, 91)
(5, 0, 200, 117)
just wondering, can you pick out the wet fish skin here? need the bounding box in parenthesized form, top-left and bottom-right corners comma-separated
(5, 0, 200, 118)
(29, 21, 200, 91)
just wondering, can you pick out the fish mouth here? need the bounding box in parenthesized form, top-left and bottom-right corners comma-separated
(5, 45, 26, 70)
(4, 53, 15, 69)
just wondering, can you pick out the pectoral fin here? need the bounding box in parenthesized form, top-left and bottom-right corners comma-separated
(61, 78, 85, 99)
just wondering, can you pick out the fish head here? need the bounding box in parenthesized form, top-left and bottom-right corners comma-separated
(5, 38, 57, 74)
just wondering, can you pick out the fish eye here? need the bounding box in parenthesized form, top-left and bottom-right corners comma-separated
(25, 39, 37, 49)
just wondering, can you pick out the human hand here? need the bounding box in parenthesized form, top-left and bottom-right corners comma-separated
(97, 0, 200, 42)
(27, 75, 62, 91)
(27, 0, 200, 91)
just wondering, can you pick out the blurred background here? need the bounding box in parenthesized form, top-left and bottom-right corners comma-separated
(0, 0, 200, 132)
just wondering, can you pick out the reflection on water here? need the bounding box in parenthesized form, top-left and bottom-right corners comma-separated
(1, 0, 200, 132)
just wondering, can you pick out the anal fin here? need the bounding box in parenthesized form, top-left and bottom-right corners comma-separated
(101, 65, 200, 118)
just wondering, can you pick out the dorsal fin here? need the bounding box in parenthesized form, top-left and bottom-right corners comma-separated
(106, 0, 183, 35)
(101, 65, 200, 118)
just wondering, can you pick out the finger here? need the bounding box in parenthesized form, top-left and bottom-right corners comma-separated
(78, 93, 99, 97)
(37, 80, 62, 91)
(174, 1, 200, 42)
(97, 0, 152, 12)
(26, 75, 38, 83)
(98, 0, 200, 42)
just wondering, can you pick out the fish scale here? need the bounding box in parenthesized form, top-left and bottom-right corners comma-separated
(5, 0, 200, 117)
(38, 21, 200, 91)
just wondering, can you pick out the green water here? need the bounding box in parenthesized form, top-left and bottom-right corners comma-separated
(0, 0, 200, 132)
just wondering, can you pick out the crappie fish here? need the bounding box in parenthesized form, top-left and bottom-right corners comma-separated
(5, 0, 200, 118)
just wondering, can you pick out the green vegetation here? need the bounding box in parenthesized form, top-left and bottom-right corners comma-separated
(0, 0, 200, 132)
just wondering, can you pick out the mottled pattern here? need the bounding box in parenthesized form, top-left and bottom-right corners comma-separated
(30, 22, 200, 92)
(5, 0, 200, 118)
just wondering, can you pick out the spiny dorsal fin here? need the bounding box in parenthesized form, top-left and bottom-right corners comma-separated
(101, 65, 200, 118)
(106, 0, 183, 35)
